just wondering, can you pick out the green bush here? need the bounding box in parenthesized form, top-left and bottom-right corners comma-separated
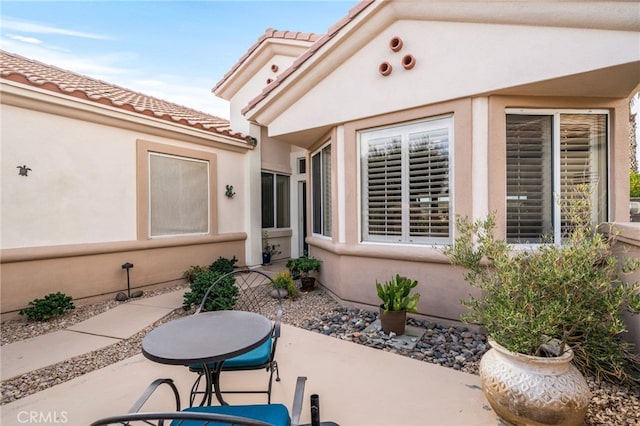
(272, 270, 298, 299)
(208, 256, 238, 274)
(20, 292, 75, 321)
(182, 256, 239, 311)
(445, 184, 640, 384)
(631, 170, 640, 197)
(182, 265, 208, 283)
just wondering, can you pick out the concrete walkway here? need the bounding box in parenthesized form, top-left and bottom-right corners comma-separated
(1, 288, 500, 426)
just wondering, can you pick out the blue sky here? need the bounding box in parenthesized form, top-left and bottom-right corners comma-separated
(0, 0, 358, 118)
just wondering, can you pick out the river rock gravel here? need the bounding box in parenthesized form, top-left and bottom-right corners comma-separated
(1, 286, 638, 425)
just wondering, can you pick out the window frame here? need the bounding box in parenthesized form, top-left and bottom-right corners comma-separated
(136, 140, 217, 240)
(148, 152, 210, 238)
(358, 115, 454, 245)
(504, 108, 609, 245)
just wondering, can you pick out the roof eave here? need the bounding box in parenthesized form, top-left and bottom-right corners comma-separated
(243, 0, 640, 126)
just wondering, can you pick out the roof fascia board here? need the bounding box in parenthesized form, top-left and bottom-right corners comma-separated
(245, 0, 640, 125)
(214, 39, 315, 100)
(2, 80, 253, 153)
(392, 1, 640, 32)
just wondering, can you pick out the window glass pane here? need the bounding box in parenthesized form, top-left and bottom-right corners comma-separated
(409, 128, 450, 238)
(149, 153, 209, 237)
(506, 115, 553, 243)
(360, 116, 452, 244)
(311, 145, 332, 237)
(559, 114, 607, 236)
(312, 152, 322, 234)
(261, 172, 274, 228)
(276, 174, 290, 228)
(365, 136, 402, 239)
(506, 112, 608, 244)
(321, 145, 332, 237)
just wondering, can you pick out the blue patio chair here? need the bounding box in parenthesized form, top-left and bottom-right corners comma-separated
(90, 376, 340, 426)
(189, 269, 283, 406)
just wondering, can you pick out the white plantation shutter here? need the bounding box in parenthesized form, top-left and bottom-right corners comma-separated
(365, 136, 402, 239)
(559, 114, 607, 236)
(361, 116, 452, 244)
(409, 128, 450, 239)
(506, 112, 607, 244)
(149, 153, 209, 237)
(506, 115, 553, 243)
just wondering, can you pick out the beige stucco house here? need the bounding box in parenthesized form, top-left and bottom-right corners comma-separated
(0, 51, 255, 316)
(2, 0, 639, 333)
(217, 0, 640, 323)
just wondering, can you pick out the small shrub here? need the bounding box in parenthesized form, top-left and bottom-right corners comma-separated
(20, 292, 75, 321)
(182, 256, 239, 311)
(182, 265, 208, 284)
(376, 274, 420, 313)
(272, 270, 298, 299)
(208, 256, 238, 274)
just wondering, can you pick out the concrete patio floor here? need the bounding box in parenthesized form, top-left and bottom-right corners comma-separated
(1, 285, 500, 426)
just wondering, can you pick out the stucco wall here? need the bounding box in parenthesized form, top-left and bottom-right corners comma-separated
(608, 223, 640, 352)
(0, 87, 252, 316)
(1, 104, 248, 248)
(2, 104, 137, 248)
(0, 236, 246, 318)
(299, 92, 634, 323)
(263, 18, 639, 138)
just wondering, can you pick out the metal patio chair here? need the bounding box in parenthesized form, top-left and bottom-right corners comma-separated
(91, 376, 340, 426)
(189, 269, 283, 406)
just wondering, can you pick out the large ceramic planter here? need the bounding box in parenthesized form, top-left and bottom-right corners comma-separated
(480, 339, 590, 426)
(378, 306, 407, 335)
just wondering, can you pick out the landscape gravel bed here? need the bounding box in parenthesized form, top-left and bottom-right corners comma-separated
(1, 286, 638, 425)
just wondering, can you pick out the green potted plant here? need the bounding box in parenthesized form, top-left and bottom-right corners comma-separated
(262, 231, 280, 265)
(444, 184, 640, 426)
(375, 274, 420, 335)
(287, 253, 321, 291)
(271, 270, 298, 299)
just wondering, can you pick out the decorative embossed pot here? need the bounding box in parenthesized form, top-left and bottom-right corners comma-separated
(480, 339, 590, 426)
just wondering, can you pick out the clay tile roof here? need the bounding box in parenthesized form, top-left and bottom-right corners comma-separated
(212, 28, 322, 93)
(241, 0, 375, 116)
(0, 50, 248, 142)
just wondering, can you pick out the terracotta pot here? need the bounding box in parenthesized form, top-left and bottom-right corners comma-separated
(480, 339, 590, 426)
(378, 305, 406, 335)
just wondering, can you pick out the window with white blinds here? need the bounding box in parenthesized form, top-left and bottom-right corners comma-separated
(311, 143, 332, 237)
(360, 116, 453, 244)
(506, 111, 607, 244)
(149, 153, 209, 237)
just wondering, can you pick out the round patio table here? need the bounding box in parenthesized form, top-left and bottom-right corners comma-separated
(142, 310, 272, 406)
